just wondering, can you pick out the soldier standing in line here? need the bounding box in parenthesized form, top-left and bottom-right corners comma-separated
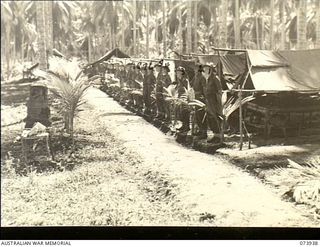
(110, 62, 115, 75)
(114, 62, 120, 79)
(119, 62, 126, 88)
(124, 62, 133, 88)
(143, 62, 156, 115)
(175, 66, 190, 133)
(191, 63, 208, 139)
(161, 63, 172, 122)
(126, 63, 136, 106)
(202, 64, 223, 143)
(133, 62, 144, 111)
(155, 60, 165, 119)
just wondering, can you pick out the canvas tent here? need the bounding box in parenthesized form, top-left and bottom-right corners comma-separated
(245, 49, 320, 91)
(90, 48, 130, 66)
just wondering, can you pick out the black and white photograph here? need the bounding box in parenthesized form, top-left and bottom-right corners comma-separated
(1, 0, 320, 239)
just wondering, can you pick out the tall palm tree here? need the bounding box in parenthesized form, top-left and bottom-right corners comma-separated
(52, 1, 77, 53)
(280, 0, 286, 49)
(297, 0, 307, 49)
(36, 1, 47, 69)
(46, 1, 53, 56)
(163, 0, 167, 57)
(316, 0, 320, 48)
(194, 0, 198, 52)
(220, 0, 228, 48)
(270, 0, 275, 49)
(234, 0, 241, 48)
(146, 0, 150, 58)
(121, 0, 125, 51)
(133, 0, 137, 56)
(1, 1, 14, 79)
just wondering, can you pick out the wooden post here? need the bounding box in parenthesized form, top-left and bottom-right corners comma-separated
(239, 88, 243, 150)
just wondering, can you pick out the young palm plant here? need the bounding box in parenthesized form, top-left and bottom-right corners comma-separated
(188, 90, 255, 141)
(34, 56, 96, 145)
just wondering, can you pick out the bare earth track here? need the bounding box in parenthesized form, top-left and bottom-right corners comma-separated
(84, 87, 318, 227)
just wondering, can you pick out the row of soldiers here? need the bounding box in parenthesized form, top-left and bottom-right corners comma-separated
(103, 59, 223, 143)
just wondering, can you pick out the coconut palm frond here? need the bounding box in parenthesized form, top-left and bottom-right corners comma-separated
(188, 99, 206, 108)
(37, 57, 92, 140)
(134, 80, 143, 88)
(223, 94, 255, 120)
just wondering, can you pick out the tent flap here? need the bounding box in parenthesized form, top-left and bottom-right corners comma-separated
(90, 48, 130, 66)
(247, 49, 320, 91)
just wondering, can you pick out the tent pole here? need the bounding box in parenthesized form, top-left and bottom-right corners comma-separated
(239, 87, 243, 150)
(217, 50, 224, 143)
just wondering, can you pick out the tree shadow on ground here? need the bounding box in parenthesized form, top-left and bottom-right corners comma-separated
(98, 112, 136, 117)
(1, 79, 31, 106)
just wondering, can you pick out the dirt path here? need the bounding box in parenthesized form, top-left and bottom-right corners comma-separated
(84, 88, 318, 227)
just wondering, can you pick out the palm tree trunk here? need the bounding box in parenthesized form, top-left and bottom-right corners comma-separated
(280, 0, 286, 49)
(297, 0, 307, 50)
(163, 0, 167, 57)
(13, 31, 16, 65)
(36, 1, 47, 69)
(211, 4, 217, 52)
(6, 24, 11, 80)
(88, 34, 91, 62)
(178, 5, 182, 53)
(45, 1, 53, 57)
(187, 0, 192, 54)
(108, 25, 112, 50)
(220, 0, 228, 48)
(136, 21, 140, 55)
(234, 0, 240, 48)
(270, 0, 274, 49)
(316, 0, 320, 48)
(133, 0, 137, 56)
(261, 16, 265, 49)
(21, 33, 25, 62)
(122, 1, 125, 51)
(194, 0, 198, 52)
(255, 16, 260, 49)
(146, 0, 150, 58)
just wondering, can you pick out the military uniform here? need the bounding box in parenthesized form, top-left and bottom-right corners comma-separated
(204, 73, 223, 134)
(175, 73, 190, 132)
(191, 69, 207, 137)
(119, 65, 126, 88)
(132, 64, 144, 110)
(143, 66, 156, 114)
(156, 65, 172, 120)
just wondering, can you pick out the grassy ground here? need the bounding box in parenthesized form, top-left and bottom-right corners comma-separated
(1, 108, 199, 226)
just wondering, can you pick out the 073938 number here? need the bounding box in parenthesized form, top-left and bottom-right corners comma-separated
(300, 241, 319, 246)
